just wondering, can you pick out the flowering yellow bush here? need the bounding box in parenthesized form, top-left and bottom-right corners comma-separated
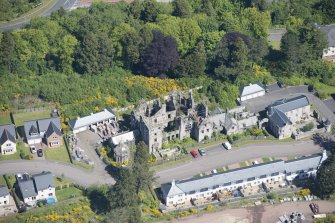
(206, 205, 214, 212)
(127, 76, 183, 97)
(151, 208, 162, 217)
(254, 64, 270, 76)
(105, 96, 118, 106)
(296, 188, 311, 196)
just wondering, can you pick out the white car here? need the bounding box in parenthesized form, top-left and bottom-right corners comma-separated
(30, 146, 37, 154)
(223, 141, 232, 150)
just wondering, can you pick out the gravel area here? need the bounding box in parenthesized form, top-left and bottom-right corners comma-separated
(170, 201, 335, 223)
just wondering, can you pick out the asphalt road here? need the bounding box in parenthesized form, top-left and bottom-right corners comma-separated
(0, 139, 322, 187)
(155, 140, 322, 184)
(0, 159, 115, 188)
(0, 0, 77, 31)
(242, 85, 335, 124)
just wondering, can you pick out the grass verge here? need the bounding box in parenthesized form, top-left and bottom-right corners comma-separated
(13, 110, 50, 126)
(0, 114, 11, 125)
(73, 161, 94, 170)
(150, 156, 192, 171)
(45, 144, 71, 163)
(0, 175, 7, 186)
(56, 186, 83, 202)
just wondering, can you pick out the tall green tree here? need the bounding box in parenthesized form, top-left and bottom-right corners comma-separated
(316, 154, 335, 198)
(133, 141, 154, 193)
(172, 0, 192, 18)
(75, 32, 114, 74)
(0, 32, 18, 73)
(319, 0, 335, 23)
(110, 168, 137, 208)
(141, 0, 160, 22)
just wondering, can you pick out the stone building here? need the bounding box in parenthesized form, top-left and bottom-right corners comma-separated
(132, 90, 259, 153)
(267, 95, 311, 139)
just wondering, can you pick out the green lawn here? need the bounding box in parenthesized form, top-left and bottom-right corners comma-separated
(262, 157, 271, 163)
(13, 110, 50, 126)
(54, 176, 72, 188)
(45, 144, 71, 163)
(0, 152, 21, 161)
(73, 161, 94, 170)
(56, 186, 83, 202)
(269, 40, 280, 50)
(0, 175, 7, 187)
(239, 161, 247, 167)
(4, 175, 16, 189)
(0, 114, 11, 125)
(314, 82, 335, 98)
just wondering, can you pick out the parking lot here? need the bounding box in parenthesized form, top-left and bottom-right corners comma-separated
(75, 130, 106, 170)
(242, 85, 335, 124)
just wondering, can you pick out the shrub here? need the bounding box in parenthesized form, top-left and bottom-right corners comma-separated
(151, 208, 162, 217)
(296, 188, 311, 196)
(189, 208, 198, 214)
(266, 192, 278, 200)
(206, 205, 214, 212)
(302, 122, 314, 132)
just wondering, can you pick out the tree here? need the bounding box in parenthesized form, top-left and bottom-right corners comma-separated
(174, 42, 207, 77)
(316, 154, 335, 198)
(141, 0, 160, 22)
(75, 32, 114, 75)
(86, 185, 111, 214)
(280, 31, 302, 73)
(129, 0, 143, 19)
(133, 141, 154, 193)
(242, 7, 271, 39)
(319, 0, 335, 23)
(140, 30, 179, 76)
(212, 32, 251, 83)
(172, 0, 192, 18)
(110, 168, 137, 208)
(0, 32, 18, 73)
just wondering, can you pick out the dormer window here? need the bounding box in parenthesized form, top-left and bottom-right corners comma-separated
(29, 125, 38, 136)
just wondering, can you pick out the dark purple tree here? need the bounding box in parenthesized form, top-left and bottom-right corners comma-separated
(140, 30, 179, 77)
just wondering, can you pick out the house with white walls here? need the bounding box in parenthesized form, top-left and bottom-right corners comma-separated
(0, 124, 16, 155)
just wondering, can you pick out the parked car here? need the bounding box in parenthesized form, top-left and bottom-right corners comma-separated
(308, 85, 314, 92)
(190, 150, 198, 158)
(223, 141, 232, 150)
(252, 160, 259, 165)
(198, 149, 206, 156)
(30, 146, 37, 154)
(37, 149, 43, 157)
(277, 81, 285, 88)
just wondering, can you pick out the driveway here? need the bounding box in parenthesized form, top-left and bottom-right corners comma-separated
(242, 85, 335, 123)
(76, 130, 105, 170)
(155, 140, 322, 184)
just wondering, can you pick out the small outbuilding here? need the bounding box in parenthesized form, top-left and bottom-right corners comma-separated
(240, 83, 265, 102)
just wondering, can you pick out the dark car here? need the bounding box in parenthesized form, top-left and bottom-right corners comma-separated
(198, 149, 206, 156)
(37, 149, 43, 157)
(265, 86, 270, 93)
(308, 85, 314, 92)
(190, 150, 198, 158)
(277, 81, 285, 88)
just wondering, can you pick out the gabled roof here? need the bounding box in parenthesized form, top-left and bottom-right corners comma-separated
(45, 121, 62, 138)
(162, 153, 325, 198)
(0, 186, 9, 197)
(240, 83, 265, 97)
(111, 131, 135, 146)
(32, 172, 54, 191)
(24, 117, 61, 140)
(268, 95, 309, 128)
(0, 124, 16, 145)
(68, 108, 115, 130)
(29, 125, 38, 135)
(18, 179, 37, 198)
(320, 26, 335, 47)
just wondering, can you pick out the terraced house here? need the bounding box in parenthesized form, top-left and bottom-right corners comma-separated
(161, 151, 327, 208)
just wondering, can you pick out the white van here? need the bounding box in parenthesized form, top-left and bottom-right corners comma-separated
(223, 141, 232, 150)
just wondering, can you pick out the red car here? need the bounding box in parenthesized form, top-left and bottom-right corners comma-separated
(190, 150, 198, 158)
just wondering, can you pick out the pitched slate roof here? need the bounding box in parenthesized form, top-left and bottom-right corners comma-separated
(320, 26, 335, 47)
(162, 153, 324, 198)
(68, 108, 115, 130)
(32, 172, 54, 191)
(268, 95, 309, 128)
(0, 124, 16, 145)
(240, 83, 265, 97)
(0, 186, 9, 197)
(18, 179, 37, 199)
(24, 117, 61, 141)
(45, 121, 62, 138)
